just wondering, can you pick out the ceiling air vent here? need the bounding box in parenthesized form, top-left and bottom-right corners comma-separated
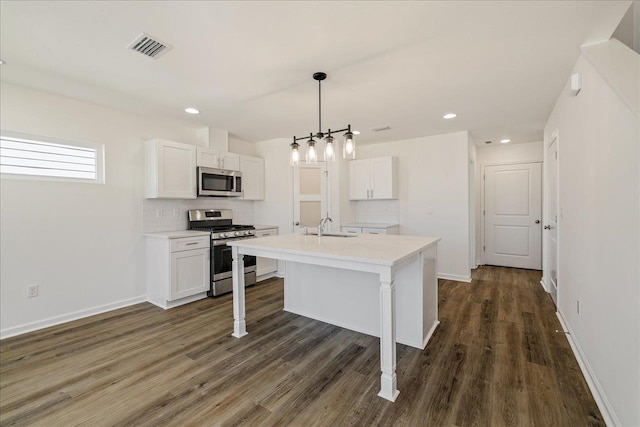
(371, 126, 391, 132)
(127, 33, 172, 59)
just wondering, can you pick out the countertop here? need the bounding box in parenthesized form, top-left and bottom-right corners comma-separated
(143, 230, 211, 239)
(227, 233, 439, 267)
(342, 222, 399, 229)
(253, 225, 279, 231)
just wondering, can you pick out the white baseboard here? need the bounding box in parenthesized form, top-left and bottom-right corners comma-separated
(147, 293, 207, 310)
(0, 295, 147, 340)
(422, 320, 440, 349)
(539, 277, 549, 292)
(438, 273, 472, 283)
(556, 311, 619, 427)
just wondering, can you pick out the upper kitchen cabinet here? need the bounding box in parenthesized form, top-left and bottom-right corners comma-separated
(239, 155, 265, 200)
(349, 156, 398, 200)
(196, 147, 240, 171)
(145, 139, 197, 199)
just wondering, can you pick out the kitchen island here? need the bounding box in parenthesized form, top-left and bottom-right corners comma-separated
(227, 233, 440, 402)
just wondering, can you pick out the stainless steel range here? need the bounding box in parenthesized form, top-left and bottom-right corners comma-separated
(188, 209, 257, 296)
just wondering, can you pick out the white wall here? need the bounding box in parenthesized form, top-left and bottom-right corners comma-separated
(0, 82, 209, 336)
(544, 47, 639, 426)
(474, 141, 544, 265)
(356, 131, 471, 281)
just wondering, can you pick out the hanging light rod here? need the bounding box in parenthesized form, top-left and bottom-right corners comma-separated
(290, 72, 356, 165)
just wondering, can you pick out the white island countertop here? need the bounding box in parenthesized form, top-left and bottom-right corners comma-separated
(342, 222, 399, 229)
(227, 233, 439, 267)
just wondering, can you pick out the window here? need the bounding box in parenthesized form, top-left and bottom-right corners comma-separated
(0, 131, 104, 183)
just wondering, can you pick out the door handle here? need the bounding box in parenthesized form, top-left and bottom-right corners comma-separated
(544, 225, 552, 230)
(295, 222, 300, 226)
(535, 220, 540, 224)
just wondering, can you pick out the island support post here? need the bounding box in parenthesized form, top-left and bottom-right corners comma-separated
(231, 246, 247, 338)
(378, 269, 399, 401)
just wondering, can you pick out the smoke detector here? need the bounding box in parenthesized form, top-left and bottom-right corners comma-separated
(127, 33, 172, 59)
(370, 126, 391, 132)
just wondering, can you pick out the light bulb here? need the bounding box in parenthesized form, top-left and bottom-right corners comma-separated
(345, 140, 354, 154)
(306, 139, 317, 164)
(324, 135, 336, 161)
(290, 141, 300, 166)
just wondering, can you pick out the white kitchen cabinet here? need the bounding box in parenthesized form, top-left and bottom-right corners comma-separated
(239, 155, 265, 200)
(348, 156, 397, 200)
(146, 234, 210, 309)
(341, 224, 399, 235)
(255, 227, 278, 278)
(145, 139, 197, 199)
(196, 147, 240, 171)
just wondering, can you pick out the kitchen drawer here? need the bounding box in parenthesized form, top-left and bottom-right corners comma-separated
(255, 228, 278, 238)
(341, 227, 362, 234)
(362, 227, 388, 235)
(170, 236, 209, 252)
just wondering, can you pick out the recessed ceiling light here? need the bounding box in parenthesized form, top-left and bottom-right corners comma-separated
(500, 139, 511, 144)
(185, 107, 200, 114)
(443, 113, 457, 119)
(353, 131, 360, 135)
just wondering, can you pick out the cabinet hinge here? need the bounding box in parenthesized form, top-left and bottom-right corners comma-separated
(483, 246, 486, 251)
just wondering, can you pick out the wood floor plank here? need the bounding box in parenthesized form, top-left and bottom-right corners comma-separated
(0, 266, 604, 426)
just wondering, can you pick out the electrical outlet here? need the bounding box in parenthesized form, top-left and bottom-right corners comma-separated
(155, 209, 163, 218)
(577, 299, 580, 314)
(27, 284, 39, 298)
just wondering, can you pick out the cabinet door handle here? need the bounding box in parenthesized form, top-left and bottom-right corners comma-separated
(371, 189, 374, 199)
(185, 242, 198, 246)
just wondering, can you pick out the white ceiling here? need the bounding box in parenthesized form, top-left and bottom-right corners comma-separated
(0, 1, 630, 146)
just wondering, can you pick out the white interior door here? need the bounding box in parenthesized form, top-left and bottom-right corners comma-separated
(293, 163, 328, 233)
(484, 162, 542, 269)
(546, 137, 559, 304)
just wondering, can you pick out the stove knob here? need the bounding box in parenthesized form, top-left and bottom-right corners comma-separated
(234, 231, 241, 237)
(220, 233, 228, 238)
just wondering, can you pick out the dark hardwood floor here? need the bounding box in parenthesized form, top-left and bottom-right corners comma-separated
(0, 266, 603, 426)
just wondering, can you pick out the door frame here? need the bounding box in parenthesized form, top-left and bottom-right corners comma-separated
(480, 160, 543, 267)
(542, 130, 560, 297)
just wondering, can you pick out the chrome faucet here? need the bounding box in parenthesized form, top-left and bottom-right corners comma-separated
(317, 216, 333, 237)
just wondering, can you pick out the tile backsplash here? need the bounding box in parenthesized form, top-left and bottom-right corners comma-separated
(354, 200, 400, 224)
(143, 198, 254, 232)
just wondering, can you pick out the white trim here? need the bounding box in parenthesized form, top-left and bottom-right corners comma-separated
(539, 277, 549, 292)
(556, 310, 619, 427)
(0, 295, 146, 340)
(438, 273, 472, 283)
(422, 320, 440, 349)
(147, 293, 206, 310)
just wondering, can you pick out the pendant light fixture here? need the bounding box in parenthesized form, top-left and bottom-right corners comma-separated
(290, 72, 356, 164)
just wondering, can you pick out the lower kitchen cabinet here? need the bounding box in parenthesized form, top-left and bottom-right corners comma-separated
(255, 227, 278, 278)
(146, 234, 210, 309)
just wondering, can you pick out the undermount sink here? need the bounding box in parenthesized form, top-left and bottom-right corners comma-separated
(307, 232, 358, 238)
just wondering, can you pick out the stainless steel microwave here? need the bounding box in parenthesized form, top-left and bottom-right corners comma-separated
(197, 167, 243, 197)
